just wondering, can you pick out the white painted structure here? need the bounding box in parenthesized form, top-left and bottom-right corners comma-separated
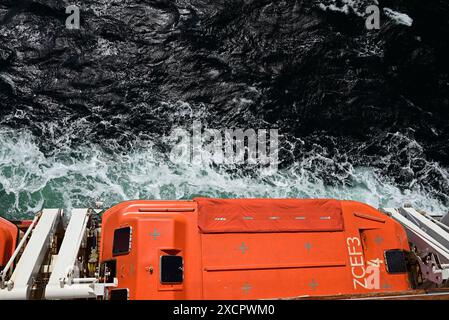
(0, 209, 61, 299)
(384, 206, 449, 284)
(45, 208, 111, 299)
(0, 208, 116, 300)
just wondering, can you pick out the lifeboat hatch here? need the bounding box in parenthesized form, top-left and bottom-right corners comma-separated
(384, 250, 408, 274)
(160, 255, 184, 284)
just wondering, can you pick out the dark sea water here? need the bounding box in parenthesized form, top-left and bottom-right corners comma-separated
(0, 0, 448, 219)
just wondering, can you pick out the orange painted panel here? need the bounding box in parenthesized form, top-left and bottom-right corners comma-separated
(201, 232, 346, 269)
(202, 267, 352, 299)
(0, 217, 18, 268)
(201, 232, 348, 299)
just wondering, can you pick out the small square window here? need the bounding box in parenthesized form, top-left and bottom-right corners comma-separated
(113, 226, 132, 256)
(385, 249, 407, 274)
(160, 255, 183, 284)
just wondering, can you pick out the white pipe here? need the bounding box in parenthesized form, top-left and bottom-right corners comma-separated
(71, 278, 97, 284)
(45, 284, 96, 300)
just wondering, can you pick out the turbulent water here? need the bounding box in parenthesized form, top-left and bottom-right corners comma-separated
(0, 0, 448, 218)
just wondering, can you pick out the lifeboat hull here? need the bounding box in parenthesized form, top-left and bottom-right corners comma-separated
(100, 198, 412, 300)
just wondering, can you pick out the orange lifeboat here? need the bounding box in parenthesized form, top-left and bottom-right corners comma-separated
(0, 217, 18, 270)
(100, 198, 412, 300)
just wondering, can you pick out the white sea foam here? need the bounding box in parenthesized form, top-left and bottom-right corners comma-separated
(317, 0, 379, 17)
(0, 127, 447, 219)
(317, 0, 413, 27)
(383, 8, 413, 27)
